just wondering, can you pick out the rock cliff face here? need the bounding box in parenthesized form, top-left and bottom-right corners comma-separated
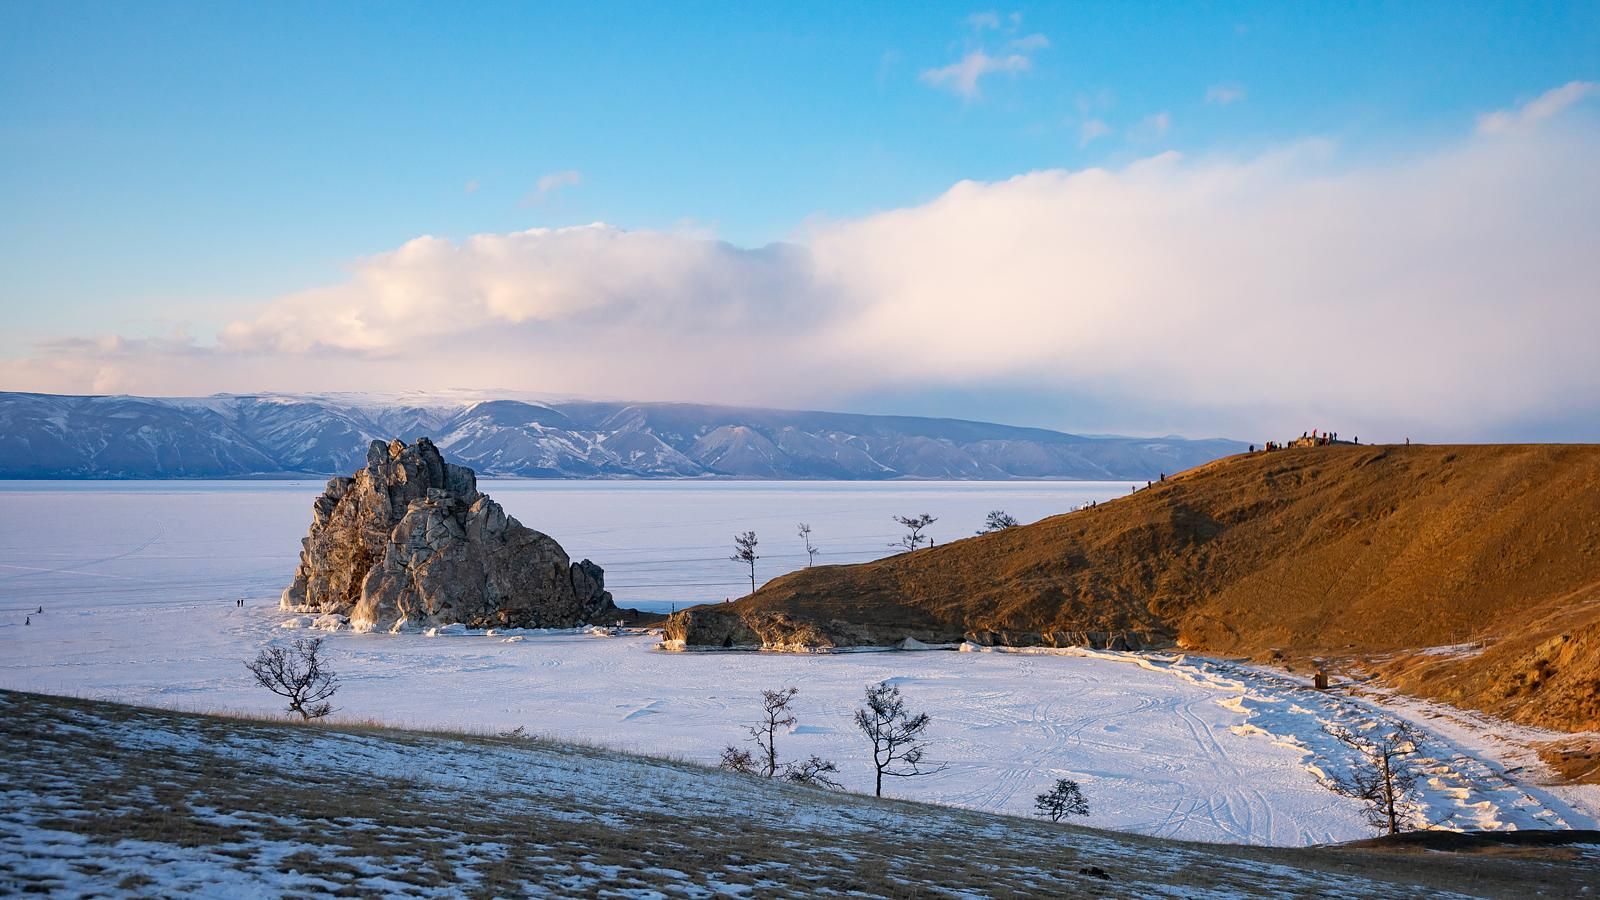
(281, 437, 613, 632)
(664, 607, 1150, 652)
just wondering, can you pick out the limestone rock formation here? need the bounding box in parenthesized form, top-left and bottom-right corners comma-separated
(281, 437, 614, 632)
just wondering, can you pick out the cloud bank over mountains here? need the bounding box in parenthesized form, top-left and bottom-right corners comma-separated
(6, 84, 1597, 441)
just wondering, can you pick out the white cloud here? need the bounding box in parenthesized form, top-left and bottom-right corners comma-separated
(1128, 111, 1171, 141)
(1205, 84, 1246, 105)
(464, 179, 480, 194)
(1078, 118, 1112, 146)
(1476, 80, 1597, 133)
(922, 14, 1046, 99)
(6, 86, 1599, 439)
(920, 50, 1032, 99)
(523, 170, 582, 205)
(966, 11, 1000, 30)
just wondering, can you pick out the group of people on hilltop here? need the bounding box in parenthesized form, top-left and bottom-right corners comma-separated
(1251, 429, 1359, 453)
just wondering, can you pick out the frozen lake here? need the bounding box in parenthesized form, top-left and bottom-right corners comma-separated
(1, 479, 1591, 847)
(0, 479, 1135, 613)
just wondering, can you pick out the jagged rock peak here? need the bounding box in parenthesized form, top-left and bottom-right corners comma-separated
(281, 437, 613, 632)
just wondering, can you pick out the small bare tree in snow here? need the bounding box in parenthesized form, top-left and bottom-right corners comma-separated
(855, 680, 941, 796)
(730, 530, 759, 594)
(719, 686, 840, 788)
(1325, 722, 1427, 835)
(246, 637, 339, 720)
(1034, 778, 1090, 822)
(750, 687, 798, 777)
(797, 522, 820, 566)
(891, 514, 938, 552)
(978, 510, 1020, 534)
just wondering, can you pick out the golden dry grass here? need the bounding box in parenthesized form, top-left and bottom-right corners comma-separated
(673, 444, 1600, 731)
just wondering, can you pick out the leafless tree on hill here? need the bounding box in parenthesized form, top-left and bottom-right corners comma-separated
(1325, 722, 1429, 835)
(797, 522, 820, 566)
(246, 637, 339, 720)
(855, 680, 942, 796)
(978, 510, 1020, 534)
(730, 530, 759, 594)
(891, 514, 937, 552)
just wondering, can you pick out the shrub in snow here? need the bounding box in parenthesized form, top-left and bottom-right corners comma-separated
(719, 745, 758, 775)
(782, 755, 842, 789)
(1034, 778, 1090, 822)
(245, 637, 340, 720)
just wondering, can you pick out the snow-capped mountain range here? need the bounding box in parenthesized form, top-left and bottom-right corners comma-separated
(0, 391, 1246, 480)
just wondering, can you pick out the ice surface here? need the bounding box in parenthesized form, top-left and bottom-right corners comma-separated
(0, 480, 1594, 848)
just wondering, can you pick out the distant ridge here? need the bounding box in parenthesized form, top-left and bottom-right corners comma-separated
(0, 391, 1244, 480)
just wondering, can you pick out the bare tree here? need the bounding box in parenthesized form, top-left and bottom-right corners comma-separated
(730, 530, 759, 594)
(1034, 778, 1090, 822)
(246, 637, 339, 720)
(891, 514, 938, 552)
(855, 680, 941, 796)
(978, 510, 1021, 534)
(797, 522, 820, 567)
(1325, 722, 1427, 835)
(783, 755, 842, 789)
(751, 687, 798, 777)
(719, 686, 840, 787)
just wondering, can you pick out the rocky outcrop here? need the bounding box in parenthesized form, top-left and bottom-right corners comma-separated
(281, 437, 613, 632)
(662, 605, 1157, 652)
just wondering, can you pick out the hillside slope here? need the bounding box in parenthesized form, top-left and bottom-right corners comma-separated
(667, 444, 1600, 732)
(3, 691, 1595, 897)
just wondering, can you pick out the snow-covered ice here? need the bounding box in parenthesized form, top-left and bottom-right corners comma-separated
(1, 480, 1594, 848)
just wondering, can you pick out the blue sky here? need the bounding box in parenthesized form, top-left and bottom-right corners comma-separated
(2, 2, 1598, 440)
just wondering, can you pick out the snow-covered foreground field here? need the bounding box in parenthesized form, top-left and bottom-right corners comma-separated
(2, 481, 1596, 849)
(12, 693, 1596, 899)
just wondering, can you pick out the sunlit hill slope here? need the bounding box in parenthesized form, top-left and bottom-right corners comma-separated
(668, 444, 1600, 732)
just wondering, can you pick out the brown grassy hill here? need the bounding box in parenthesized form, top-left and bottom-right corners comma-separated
(666, 444, 1600, 732)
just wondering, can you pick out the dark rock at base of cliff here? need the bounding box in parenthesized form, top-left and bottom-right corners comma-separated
(663, 605, 1164, 652)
